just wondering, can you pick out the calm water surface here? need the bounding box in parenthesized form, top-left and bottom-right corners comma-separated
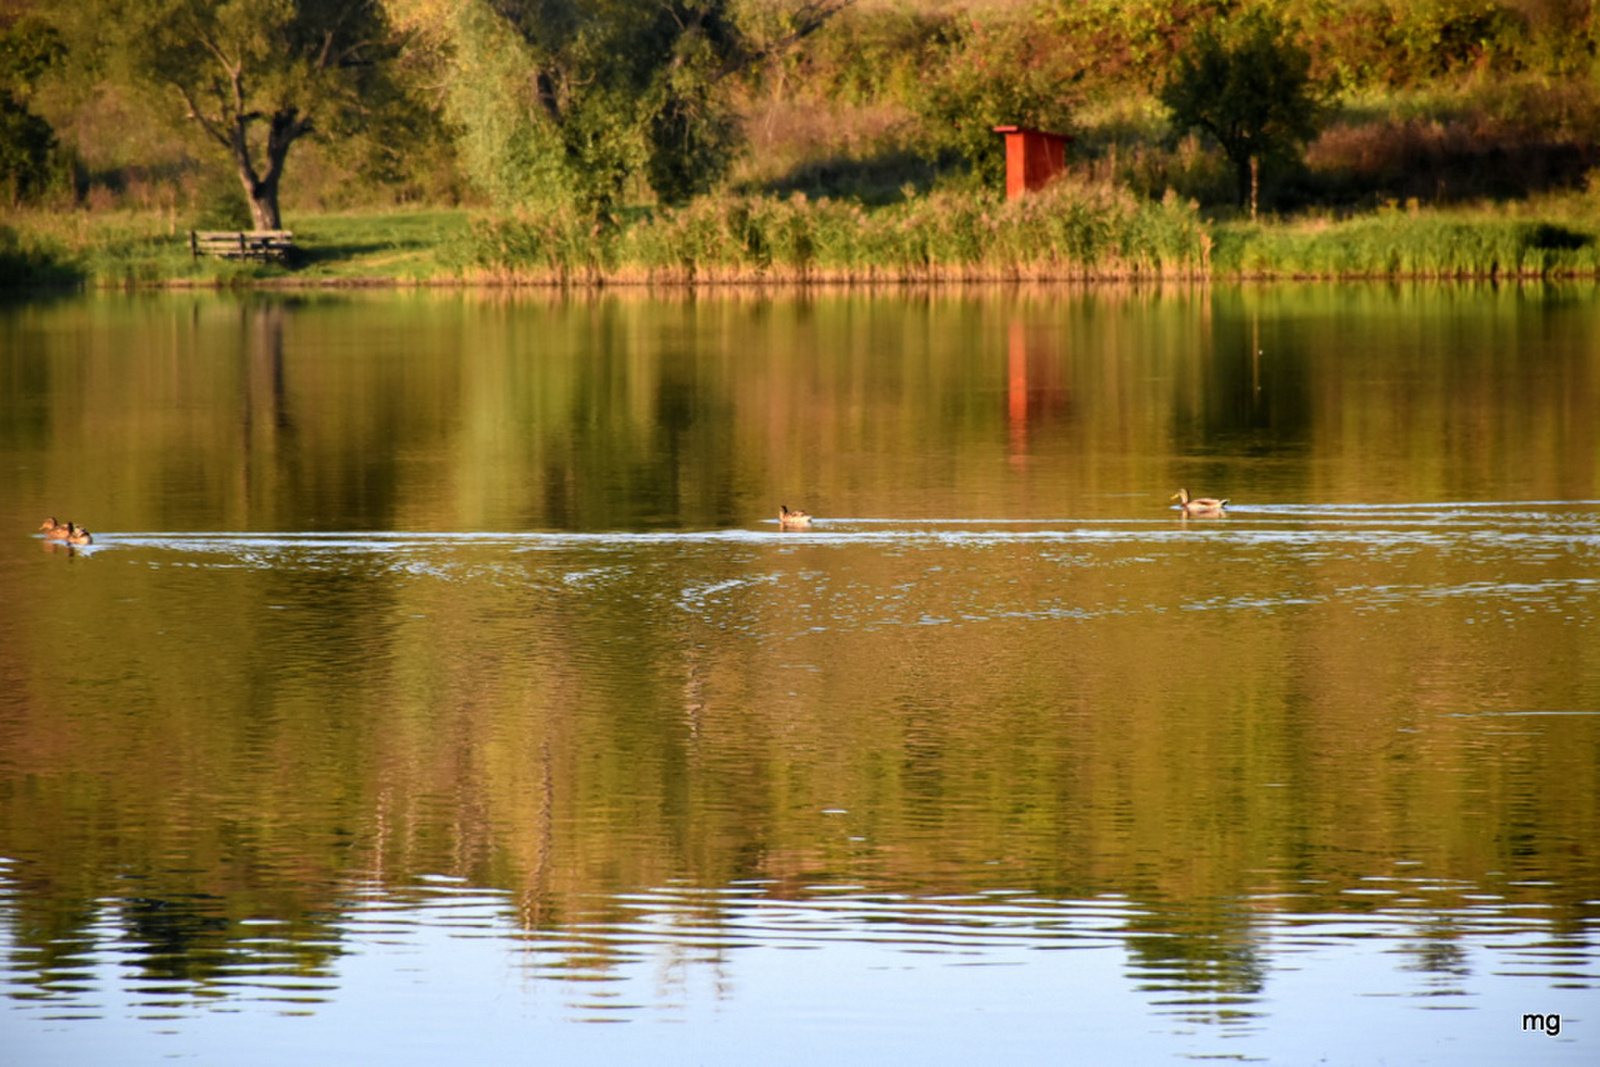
(1, 285, 1597, 1063)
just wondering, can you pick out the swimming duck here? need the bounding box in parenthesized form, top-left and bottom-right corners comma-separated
(1171, 489, 1228, 514)
(778, 505, 813, 530)
(39, 517, 73, 540)
(66, 524, 93, 546)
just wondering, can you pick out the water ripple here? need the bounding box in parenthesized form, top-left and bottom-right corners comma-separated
(71, 501, 1600, 559)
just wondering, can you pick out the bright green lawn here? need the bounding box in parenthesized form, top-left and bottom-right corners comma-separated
(288, 210, 475, 282)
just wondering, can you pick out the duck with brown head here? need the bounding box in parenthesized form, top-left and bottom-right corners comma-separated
(1171, 489, 1228, 514)
(778, 505, 813, 530)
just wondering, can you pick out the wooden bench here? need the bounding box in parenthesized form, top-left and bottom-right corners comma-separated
(189, 230, 295, 262)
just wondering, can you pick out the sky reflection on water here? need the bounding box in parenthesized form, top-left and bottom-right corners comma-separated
(5, 871, 1594, 1065)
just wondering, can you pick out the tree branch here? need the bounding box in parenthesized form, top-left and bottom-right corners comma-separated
(714, 0, 853, 83)
(174, 83, 232, 150)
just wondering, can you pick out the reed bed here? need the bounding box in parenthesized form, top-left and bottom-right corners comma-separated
(457, 181, 1214, 285)
(6, 190, 1598, 289)
(1215, 211, 1600, 279)
(457, 186, 1600, 285)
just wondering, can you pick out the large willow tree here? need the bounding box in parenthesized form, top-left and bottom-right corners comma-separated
(390, 0, 843, 215)
(64, 0, 400, 230)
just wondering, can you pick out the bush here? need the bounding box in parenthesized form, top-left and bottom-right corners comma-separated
(0, 223, 79, 287)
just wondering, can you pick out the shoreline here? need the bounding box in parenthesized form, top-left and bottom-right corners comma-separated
(7, 196, 1600, 292)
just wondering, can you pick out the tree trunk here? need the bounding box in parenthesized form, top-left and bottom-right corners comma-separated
(227, 106, 309, 232)
(1234, 153, 1252, 212)
(244, 171, 282, 231)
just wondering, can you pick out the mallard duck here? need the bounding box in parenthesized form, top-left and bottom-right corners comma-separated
(39, 517, 73, 540)
(65, 524, 93, 546)
(778, 504, 813, 530)
(1171, 488, 1228, 514)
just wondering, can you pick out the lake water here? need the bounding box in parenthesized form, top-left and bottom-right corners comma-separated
(1, 284, 1596, 1064)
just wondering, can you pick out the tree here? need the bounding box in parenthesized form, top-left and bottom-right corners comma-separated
(0, 14, 62, 206)
(62, 0, 402, 231)
(909, 15, 1080, 191)
(1158, 8, 1322, 218)
(392, 0, 845, 215)
(639, 1, 746, 205)
(0, 93, 52, 205)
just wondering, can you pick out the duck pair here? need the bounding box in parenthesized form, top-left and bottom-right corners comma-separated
(39, 517, 93, 545)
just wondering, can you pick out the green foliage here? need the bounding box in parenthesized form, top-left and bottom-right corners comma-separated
(644, 86, 742, 205)
(418, 0, 809, 215)
(1265, 1, 1594, 89)
(50, 0, 405, 229)
(0, 15, 63, 206)
(0, 92, 54, 205)
(0, 223, 80, 287)
(0, 14, 64, 92)
(424, 0, 567, 210)
(1380, 0, 1533, 80)
(189, 172, 254, 231)
(786, 4, 959, 106)
(643, 6, 745, 205)
(1041, 0, 1236, 90)
(11, 0, 1598, 230)
(1160, 7, 1324, 209)
(905, 17, 1081, 190)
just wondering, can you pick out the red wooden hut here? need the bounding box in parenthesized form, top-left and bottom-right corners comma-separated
(992, 126, 1071, 200)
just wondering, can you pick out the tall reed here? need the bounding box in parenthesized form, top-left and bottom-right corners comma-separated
(1215, 211, 1600, 279)
(459, 180, 1213, 284)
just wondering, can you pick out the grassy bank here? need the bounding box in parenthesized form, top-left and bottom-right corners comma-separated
(0, 210, 477, 290)
(5, 187, 1599, 290)
(1215, 203, 1600, 279)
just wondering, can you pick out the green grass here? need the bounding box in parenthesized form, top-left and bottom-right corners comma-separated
(459, 181, 1213, 284)
(0, 224, 82, 288)
(5, 193, 1599, 289)
(1214, 202, 1600, 279)
(0, 207, 476, 289)
(437, 186, 1600, 284)
(288, 210, 476, 282)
